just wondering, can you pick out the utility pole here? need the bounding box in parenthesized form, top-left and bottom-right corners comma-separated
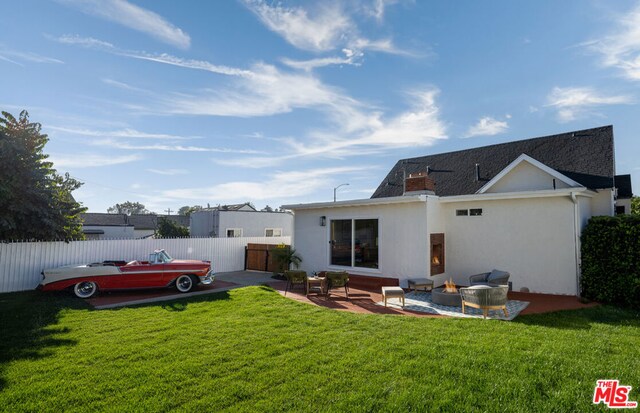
(164, 208, 172, 215)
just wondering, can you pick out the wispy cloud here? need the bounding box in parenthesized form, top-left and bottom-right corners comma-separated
(0, 46, 63, 66)
(147, 168, 189, 176)
(545, 86, 632, 122)
(47, 125, 197, 140)
(90, 139, 263, 154)
(218, 87, 447, 168)
(57, 0, 191, 49)
(151, 166, 375, 204)
(583, 3, 640, 80)
(281, 49, 363, 71)
(49, 153, 142, 168)
(464, 116, 509, 138)
(366, 0, 399, 22)
(242, 0, 407, 56)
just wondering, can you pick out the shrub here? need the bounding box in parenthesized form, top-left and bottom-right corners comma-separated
(581, 215, 640, 308)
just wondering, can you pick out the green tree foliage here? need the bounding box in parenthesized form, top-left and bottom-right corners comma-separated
(156, 217, 189, 238)
(581, 215, 640, 308)
(0, 110, 86, 241)
(107, 201, 150, 215)
(631, 196, 639, 215)
(178, 205, 202, 216)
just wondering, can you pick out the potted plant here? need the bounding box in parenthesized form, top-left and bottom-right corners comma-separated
(271, 244, 302, 279)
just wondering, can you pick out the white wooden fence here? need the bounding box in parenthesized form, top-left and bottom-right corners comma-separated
(0, 236, 290, 293)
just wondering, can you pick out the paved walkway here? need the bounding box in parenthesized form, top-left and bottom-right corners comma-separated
(89, 270, 275, 309)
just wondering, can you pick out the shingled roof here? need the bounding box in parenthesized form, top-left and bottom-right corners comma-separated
(371, 126, 615, 198)
(81, 213, 130, 227)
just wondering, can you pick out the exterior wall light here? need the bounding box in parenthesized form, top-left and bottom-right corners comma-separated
(320, 216, 326, 226)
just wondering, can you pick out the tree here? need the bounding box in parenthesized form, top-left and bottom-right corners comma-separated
(178, 205, 203, 216)
(156, 217, 189, 238)
(107, 201, 150, 215)
(632, 196, 640, 215)
(0, 110, 86, 241)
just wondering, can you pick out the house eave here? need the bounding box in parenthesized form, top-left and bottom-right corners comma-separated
(439, 187, 593, 203)
(282, 195, 428, 211)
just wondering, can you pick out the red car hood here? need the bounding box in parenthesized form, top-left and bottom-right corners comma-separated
(171, 259, 210, 265)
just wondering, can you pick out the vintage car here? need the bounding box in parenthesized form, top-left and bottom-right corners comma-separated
(39, 249, 215, 298)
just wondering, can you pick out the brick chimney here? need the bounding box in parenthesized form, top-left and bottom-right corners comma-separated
(404, 172, 435, 194)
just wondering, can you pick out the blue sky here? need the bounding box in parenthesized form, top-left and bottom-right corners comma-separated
(1, 0, 638, 213)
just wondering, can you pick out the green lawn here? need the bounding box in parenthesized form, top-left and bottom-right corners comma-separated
(1, 287, 638, 412)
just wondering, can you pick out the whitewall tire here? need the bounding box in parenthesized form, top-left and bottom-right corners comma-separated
(176, 275, 195, 293)
(73, 281, 98, 298)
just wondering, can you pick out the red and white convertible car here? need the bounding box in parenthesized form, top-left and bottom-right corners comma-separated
(39, 249, 215, 298)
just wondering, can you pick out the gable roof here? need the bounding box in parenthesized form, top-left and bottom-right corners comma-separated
(615, 174, 633, 198)
(372, 126, 614, 198)
(477, 154, 583, 194)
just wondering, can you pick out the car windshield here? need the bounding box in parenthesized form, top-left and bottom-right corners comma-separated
(157, 250, 173, 263)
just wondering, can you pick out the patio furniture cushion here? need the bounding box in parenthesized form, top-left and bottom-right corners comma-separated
(459, 285, 509, 319)
(469, 269, 510, 286)
(382, 286, 405, 307)
(487, 269, 510, 286)
(407, 278, 434, 292)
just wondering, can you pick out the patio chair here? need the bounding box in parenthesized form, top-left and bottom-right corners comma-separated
(468, 269, 510, 287)
(325, 271, 349, 300)
(284, 270, 307, 295)
(459, 285, 509, 319)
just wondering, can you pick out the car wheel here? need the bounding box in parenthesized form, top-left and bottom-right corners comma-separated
(176, 275, 195, 293)
(73, 281, 98, 298)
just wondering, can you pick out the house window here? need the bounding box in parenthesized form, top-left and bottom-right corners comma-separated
(456, 209, 468, 216)
(470, 208, 483, 216)
(265, 228, 282, 237)
(226, 228, 243, 237)
(330, 219, 378, 269)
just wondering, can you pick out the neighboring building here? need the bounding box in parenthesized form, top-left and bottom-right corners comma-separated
(190, 203, 293, 238)
(80, 213, 189, 239)
(614, 174, 634, 214)
(81, 213, 135, 240)
(283, 126, 632, 296)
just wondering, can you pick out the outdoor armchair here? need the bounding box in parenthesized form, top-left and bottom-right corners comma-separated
(468, 269, 510, 287)
(284, 270, 307, 295)
(459, 285, 509, 319)
(325, 271, 349, 300)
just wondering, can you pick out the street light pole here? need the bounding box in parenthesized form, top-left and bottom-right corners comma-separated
(333, 183, 349, 202)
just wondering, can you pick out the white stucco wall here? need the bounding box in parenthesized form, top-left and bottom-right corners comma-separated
(441, 196, 578, 295)
(218, 211, 293, 238)
(291, 201, 429, 285)
(590, 189, 614, 216)
(134, 229, 155, 239)
(485, 161, 571, 193)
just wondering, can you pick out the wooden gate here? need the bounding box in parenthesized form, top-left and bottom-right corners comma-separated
(245, 243, 287, 272)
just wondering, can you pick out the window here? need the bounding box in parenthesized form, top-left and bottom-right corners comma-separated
(470, 208, 483, 216)
(226, 228, 243, 237)
(265, 228, 282, 237)
(330, 219, 378, 269)
(456, 209, 468, 216)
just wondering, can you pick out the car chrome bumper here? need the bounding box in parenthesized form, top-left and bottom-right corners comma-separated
(199, 271, 215, 285)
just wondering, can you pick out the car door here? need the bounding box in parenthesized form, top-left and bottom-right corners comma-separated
(119, 260, 165, 288)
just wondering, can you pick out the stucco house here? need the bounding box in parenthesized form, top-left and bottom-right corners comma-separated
(283, 126, 633, 296)
(190, 203, 293, 238)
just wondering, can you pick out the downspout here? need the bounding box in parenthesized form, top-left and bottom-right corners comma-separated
(570, 192, 581, 297)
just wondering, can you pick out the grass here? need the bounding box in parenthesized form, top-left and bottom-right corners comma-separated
(0, 287, 639, 412)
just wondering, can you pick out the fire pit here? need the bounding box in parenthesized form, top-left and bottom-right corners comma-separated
(431, 278, 461, 307)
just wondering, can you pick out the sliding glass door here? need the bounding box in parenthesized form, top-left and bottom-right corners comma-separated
(330, 218, 378, 269)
